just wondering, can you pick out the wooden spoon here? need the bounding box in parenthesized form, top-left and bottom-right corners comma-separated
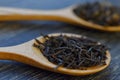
(0, 6, 120, 32)
(0, 33, 111, 76)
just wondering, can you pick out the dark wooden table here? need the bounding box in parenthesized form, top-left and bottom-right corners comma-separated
(0, 0, 120, 80)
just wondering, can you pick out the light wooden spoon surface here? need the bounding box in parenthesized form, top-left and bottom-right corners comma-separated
(0, 33, 111, 76)
(0, 5, 120, 32)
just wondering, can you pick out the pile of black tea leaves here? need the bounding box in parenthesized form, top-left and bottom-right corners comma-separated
(73, 2, 120, 26)
(33, 34, 108, 69)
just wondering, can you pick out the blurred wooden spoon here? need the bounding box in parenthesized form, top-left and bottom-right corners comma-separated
(0, 5, 120, 32)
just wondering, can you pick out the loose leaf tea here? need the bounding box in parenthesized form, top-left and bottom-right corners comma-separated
(33, 34, 108, 69)
(74, 2, 120, 26)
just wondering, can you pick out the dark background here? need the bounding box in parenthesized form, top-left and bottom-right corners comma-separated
(0, 0, 120, 80)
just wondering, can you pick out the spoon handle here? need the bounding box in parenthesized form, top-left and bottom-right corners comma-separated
(0, 42, 29, 59)
(0, 7, 74, 22)
(0, 41, 33, 60)
(0, 41, 42, 68)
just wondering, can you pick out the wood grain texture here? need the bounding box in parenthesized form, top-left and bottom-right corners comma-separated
(0, 0, 120, 80)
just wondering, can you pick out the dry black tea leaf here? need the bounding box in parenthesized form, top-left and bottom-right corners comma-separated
(33, 34, 108, 69)
(74, 2, 120, 26)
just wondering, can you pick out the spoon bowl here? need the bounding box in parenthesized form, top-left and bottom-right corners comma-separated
(0, 5, 120, 32)
(0, 33, 111, 76)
